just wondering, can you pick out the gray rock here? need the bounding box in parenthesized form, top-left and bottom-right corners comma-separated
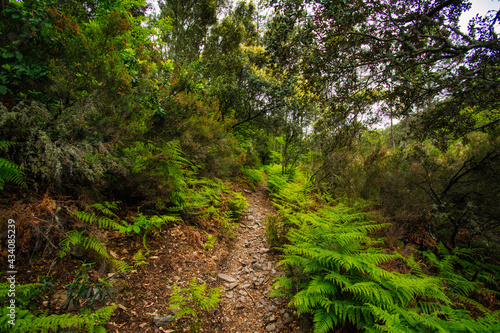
(153, 315, 174, 327)
(266, 324, 276, 331)
(252, 262, 264, 271)
(225, 282, 239, 290)
(244, 266, 255, 274)
(218, 273, 237, 282)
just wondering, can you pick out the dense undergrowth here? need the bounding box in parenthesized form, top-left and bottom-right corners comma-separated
(265, 165, 500, 332)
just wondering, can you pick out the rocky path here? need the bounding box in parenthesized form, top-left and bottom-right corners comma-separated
(214, 183, 298, 332)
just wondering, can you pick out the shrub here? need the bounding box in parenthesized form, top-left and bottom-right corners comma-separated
(65, 262, 115, 311)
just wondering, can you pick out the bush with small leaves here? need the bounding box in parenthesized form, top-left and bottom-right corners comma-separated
(65, 262, 115, 311)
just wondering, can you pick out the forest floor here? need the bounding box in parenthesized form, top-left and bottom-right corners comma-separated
(11, 179, 304, 332)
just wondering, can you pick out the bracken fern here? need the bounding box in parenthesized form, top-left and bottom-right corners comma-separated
(0, 141, 26, 190)
(0, 282, 116, 332)
(59, 230, 131, 273)
(269, 171, 500, 333)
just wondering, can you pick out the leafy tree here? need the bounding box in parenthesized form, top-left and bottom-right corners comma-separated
(158, 0, 219, 63)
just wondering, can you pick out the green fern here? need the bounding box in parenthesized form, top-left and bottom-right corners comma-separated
(132, 249, 149, 267)
(0, 304, 117, 333)
(226, 191, 250, 219)
(167, 277, 221, 332)
(269, 172, 500, 332)
(71, 201, 123, 231)
(241, 167, 263, 191)
(0, 281, 116, 332)
(0, 141, 26, 190)
(71, 200, 180, 254)
(59, 230, 131, 273)
(203, 232, 216, 250)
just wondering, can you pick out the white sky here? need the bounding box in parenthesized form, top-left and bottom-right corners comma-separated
(460, 0, 500, 30)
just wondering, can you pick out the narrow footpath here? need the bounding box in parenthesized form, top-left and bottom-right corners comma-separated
(102, 180, 302, 332)
(215, 182, 299, 332)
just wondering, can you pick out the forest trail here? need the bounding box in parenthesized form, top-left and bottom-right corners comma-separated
(215, 181, 298, 332)
(106, 180, 301, 332)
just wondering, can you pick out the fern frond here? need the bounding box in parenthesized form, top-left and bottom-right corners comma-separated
(59, 230, 85, 258)
(82, 234, 110, 259)
(0, 141, 19, 150)
(0, 158, 26, 189)
(0, 283, 42, 302)
(88, 201, 120, 218)
(71, 210, 123, 231)
(111, 259, 132, 273)
(313, 308, 337, 333)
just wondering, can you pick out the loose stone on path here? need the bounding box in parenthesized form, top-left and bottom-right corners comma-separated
(218, 273, 237, 282)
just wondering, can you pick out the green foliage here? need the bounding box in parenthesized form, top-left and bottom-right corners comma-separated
(203, 232, 216, 250)
(59, 229, 131, 273)
(0, 282, 43, 310)
(122, 213, 180, 254)
(65, 262, 115, 311)
(265, 163, 290, 193)
(71, 200, 180, 254)
(0, 281, 116, 333)
(167, 277, 221, 332)
(314, 123, 500, 259)
(271, 190, 500, 332)
(71, 201, 123, 231)
(0, 141, 26, 190)
(266, 164, 315, 213)
(168, 173, 248, 232)
(132, 249, 149, 267)
(121, 140, 192, 209)
(0, 0, 52, 97)
(168, 277, 221, 332)
(265, 213, 286, 250)
(241, 166, 263, 191)
(158, 0, 217, 62)
(226, 191, 250, 219)
(168, 277, 222, 316)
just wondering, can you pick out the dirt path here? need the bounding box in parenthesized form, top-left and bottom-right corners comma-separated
(214, 183, 298, 332)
